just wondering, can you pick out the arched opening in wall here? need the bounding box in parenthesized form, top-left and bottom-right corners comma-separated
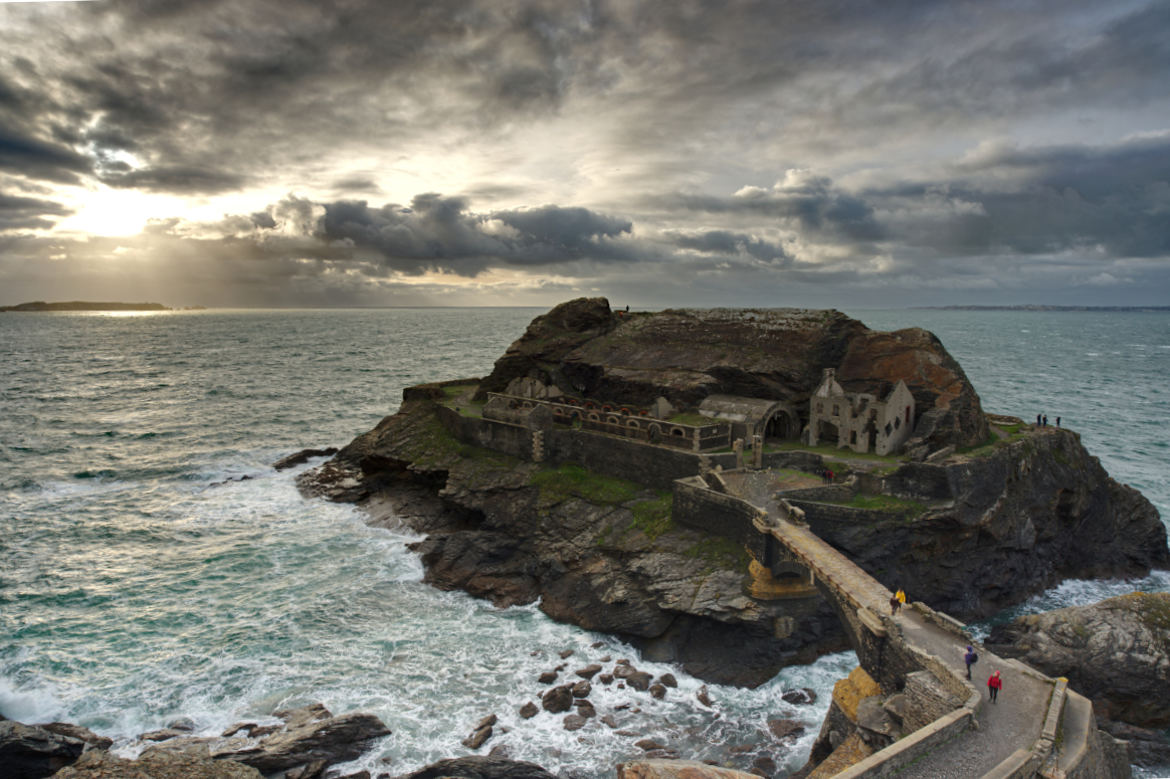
(764, 411, 795, 442)
(648, 423, 662, 443)
(588, 412, 600, 422)
(864, 420, 877, 452)
(816, 420, 839, 446)
(607, 415, 621, 426)
(626, 420, 641, 430)
(671, 427, 686, 437)
(570, 411, 582, 429)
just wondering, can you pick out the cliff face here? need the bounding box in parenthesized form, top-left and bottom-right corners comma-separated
(479, 298, 988, 449)
(812, 427, 1168, 619)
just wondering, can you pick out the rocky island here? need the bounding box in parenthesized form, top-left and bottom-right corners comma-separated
(301, 297, 1165, 685)
(0, 300, 172, 312)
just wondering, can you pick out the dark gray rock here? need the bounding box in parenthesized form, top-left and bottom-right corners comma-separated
(648, 684, 666, 699)
(571, 681, 591, 698)
(36, 722, 113, 751)
(657, 674, 678, 688)
(51, 748, 262, 778)
(541, 685, 574, 714)
(626, 671, 653, 691)
(274, 448, 339, 470)
(781, 688, 817, 705)
(462, 725, 493, 750)
(229, 705, 390, 775)
(537, 671, 558, 684)
(0, 720, 85, 778)
(563, 714, 586, 731)
(575, 664, 602, 679)
(396, 755, 557, 779)
(767, 718, 805, 741)
(518, 702, 539, 720)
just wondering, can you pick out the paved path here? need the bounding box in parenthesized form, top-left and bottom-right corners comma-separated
(894, 614, 1050, 778)
(722, 471, 1056, 778)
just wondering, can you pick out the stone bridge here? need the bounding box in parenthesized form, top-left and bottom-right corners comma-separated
(672, 473, 1126, 779)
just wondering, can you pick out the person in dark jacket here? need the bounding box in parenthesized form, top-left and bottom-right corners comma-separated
(964, 645, 978, 679)
(988, 670, 1002, 703)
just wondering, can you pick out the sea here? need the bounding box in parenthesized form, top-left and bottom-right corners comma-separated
(1, 307, 1167, 778)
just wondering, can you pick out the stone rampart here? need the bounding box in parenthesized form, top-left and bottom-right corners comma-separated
(673, 477, 770, 562)
(436, 409, 714, 490)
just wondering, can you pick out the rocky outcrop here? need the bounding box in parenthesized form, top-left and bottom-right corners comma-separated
(0, 719, 86, 779)
(803, 427, 1168, 619)
(52, 749, 262, 779)
(616, 759, 759, 779)
(987, 592, 1170, 727)
(138, 703, 390, 776)
(397, 755, 557, 779)
(477, 298, 988, 448)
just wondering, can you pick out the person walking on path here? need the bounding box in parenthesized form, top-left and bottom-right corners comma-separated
(987, 670, 1002, 703)
(889, 588, 906, 615)
(964, 645, 978, 680)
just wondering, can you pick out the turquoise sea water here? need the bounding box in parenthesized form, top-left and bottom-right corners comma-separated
(1, 308, 1167, 776)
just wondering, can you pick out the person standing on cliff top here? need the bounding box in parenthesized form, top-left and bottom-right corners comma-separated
(988, 670, 1002, 703)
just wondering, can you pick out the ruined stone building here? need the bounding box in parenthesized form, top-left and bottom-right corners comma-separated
(806, 369, 916, 455)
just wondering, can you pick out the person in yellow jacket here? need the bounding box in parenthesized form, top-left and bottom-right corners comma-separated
(890, 588, 907, 614)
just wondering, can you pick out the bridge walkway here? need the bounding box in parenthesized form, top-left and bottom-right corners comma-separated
(892, 615, 1050, 778)
(748, 497, 1054, 777)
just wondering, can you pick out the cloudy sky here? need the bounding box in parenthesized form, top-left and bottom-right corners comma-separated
(2, 0, 1169, 308)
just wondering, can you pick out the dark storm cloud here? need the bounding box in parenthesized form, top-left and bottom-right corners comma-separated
(289, 194, 637, 275)
(0, 193, 72, 231)
(666, 230, 793, 265)
(100, 166, 248, 194)
(668, 176, 886, 244)
(0, 124, 89, 185)
(882, 134, 1170, 259)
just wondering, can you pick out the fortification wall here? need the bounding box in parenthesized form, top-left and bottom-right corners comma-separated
(673, 477, 770, 562)
(436, 410, 712, 490)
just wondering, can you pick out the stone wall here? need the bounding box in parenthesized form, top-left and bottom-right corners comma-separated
(880, 462, 953, 501)
(437, 409, 713, 490)
(673, 477, 770, 562)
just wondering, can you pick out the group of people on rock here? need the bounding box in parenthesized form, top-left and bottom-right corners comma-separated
(1036, 413, 1061, 427)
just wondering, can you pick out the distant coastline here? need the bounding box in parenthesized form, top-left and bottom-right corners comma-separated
(914, 304, 1170, 312)
(0, 301, 204, 312)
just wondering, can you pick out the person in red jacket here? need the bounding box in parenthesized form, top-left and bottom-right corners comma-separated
(988, 670, 1002, 703)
